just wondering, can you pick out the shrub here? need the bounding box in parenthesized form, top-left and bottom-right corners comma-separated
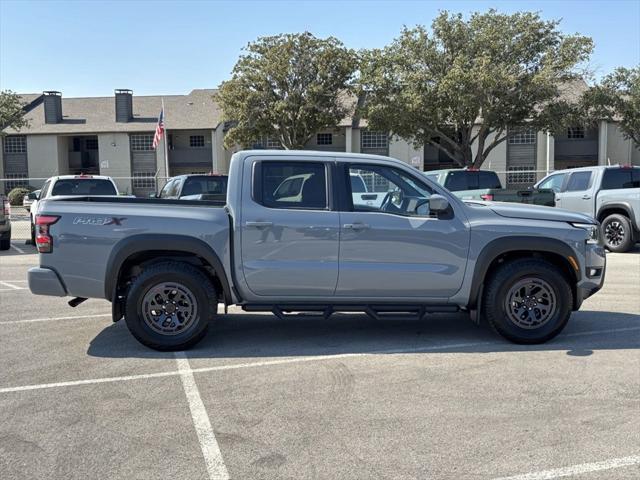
(7, 187, 30, 206)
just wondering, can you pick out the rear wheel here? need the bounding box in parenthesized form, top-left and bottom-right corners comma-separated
(124, 261, 217, 351)
(483, 258, 573, 344)
(601, 213, 634, 253)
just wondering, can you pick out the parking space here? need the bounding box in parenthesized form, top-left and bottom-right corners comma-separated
(0, 247, 638, 479)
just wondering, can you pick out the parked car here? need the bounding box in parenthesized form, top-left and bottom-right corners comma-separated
(28, 150, 605, 351)
(0, 195, 11, 250)
(29, 175, 119, 243)
(350, 172, 386, 208)
(23, 189, 41, 212)
(157, 174, 228, 202)
(535, 165, 640, 252)
(424, 168, 555, 206)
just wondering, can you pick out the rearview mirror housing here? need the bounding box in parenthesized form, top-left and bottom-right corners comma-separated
(428, 194, 449, 214)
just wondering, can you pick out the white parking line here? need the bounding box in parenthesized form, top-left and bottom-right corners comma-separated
(10, 243, 25, 254)
(0, 281, 26, 291)
(492, 454, 640, 480)
(1, 325, 639, 395)
(0, 313, 111, 325)
(175, 352, 229, 480)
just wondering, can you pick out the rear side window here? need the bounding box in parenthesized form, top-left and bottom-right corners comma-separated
(259, 162, 327, 210)
(51, 179, 117, 196)
(565, 171, 592, 192)
(182, 176, 228, 196)
(601, 168, 637, 190)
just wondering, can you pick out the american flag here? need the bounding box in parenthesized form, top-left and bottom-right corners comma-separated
(152, 108, 165, 149)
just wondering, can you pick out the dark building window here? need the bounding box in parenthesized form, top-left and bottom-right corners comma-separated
(567, 126, 585, 139)
(4, 135, 27, 153)
(361, 131, 388, 149)
(508, 128, 535, 144)
(189, 135, 205, 148)
(130, 134, 154, 151)
(317, 133, 332, 145)
(85, 138, 98, 150)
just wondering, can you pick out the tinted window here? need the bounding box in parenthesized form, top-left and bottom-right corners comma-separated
(350, 175, 367, 193)
(601, 168, 636, 190)
(181, 176, 228, 196)
(538, 173, 567, 193)
(565, 171, 592, 192)
(261, 162, 327, 209)
(478, 171, 502, 189)
(444, 171, 471, 191)
(633, 168, 640, 188)
(51, 179, 117, 196)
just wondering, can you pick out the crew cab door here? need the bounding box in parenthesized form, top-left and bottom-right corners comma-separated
(336, 163, 469, 298)
(557, 170, 595, 216)
(240, 158, 339, 296)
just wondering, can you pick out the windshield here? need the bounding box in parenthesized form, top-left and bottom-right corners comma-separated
(51, 179, 117, 196)
(181, 176, 228, 196)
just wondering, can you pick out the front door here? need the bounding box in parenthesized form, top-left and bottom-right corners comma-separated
(557, 170, 595, 216)
(240, 159, 340, 297)
(336, 163, 470, 298)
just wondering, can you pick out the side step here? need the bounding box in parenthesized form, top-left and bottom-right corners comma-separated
(241, 304, 459, 321)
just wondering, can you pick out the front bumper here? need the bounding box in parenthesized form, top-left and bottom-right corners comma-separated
(574, 243, 606, 309)
(28, 267, 67, 297)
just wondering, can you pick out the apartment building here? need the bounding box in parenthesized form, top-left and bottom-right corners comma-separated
(2, 89, 638, 195)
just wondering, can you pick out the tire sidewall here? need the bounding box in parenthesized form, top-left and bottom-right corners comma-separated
(487, 263, 571, 343)
(602, 214, 632, 253)
(125, 267, 214, 349)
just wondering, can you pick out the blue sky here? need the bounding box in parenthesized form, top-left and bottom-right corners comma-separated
(1, 0, 638, 97)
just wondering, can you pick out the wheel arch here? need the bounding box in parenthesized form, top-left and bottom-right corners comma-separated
(597, 203, 637, 230)
(105, 234, 232, 305)
(468, 236, 580, 311)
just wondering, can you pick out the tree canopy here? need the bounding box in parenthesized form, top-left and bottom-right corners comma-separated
(0, 90, 30, 134)
(360, 10, 594, 167)
(582, 66, 640, 148)
(216, 32, 357, 149)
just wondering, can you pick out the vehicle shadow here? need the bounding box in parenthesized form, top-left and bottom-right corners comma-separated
(87, 310, 640, 360)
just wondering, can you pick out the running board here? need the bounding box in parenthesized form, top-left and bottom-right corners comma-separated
(241, 304, 459, 321)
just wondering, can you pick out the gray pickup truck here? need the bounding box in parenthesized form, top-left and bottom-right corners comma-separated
(536, 165, 640, 252)
(0, 194, 10, 250)
(28, 150, 606, 351)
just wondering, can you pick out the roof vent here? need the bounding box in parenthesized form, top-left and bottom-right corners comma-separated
(115, 89, 133, 123)
(43, 91, 62, 124)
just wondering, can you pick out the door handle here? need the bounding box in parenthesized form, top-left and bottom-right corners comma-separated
(343, 222, 370, 230)
(582, 195, 592, 200)
(245, 221, 273, 228)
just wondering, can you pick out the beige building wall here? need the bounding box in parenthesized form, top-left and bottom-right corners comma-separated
(536, 131, 555, 181)
(606, 122, 638, 165)
(98, 133, 132, 194)
(388, 136, 423, 168)
(304, 128, 347, 151)
(26, 135, 60, 180)
(478, 131, 508, 185)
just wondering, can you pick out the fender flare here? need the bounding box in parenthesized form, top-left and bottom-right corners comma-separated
(105, 234, 232, 304)
(597, 202, 637, 229)
(468, 236, 578, 309)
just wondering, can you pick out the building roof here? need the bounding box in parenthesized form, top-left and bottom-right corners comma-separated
(4, 89, 222, 135)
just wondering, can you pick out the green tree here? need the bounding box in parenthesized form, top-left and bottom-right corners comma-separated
(360, 10, 593, 168)
(216, 32, 357, 149)
(582, 67, 640, 147)
(0, 90, 30, 133)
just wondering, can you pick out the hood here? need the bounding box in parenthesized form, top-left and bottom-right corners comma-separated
(480, 201, 596, 224)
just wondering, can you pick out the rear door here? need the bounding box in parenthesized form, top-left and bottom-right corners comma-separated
(337, 163, 469, 298)
(557, 170, 595, 215)
(240, 158, 340, 297)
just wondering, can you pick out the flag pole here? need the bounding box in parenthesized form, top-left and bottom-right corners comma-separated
(162, 98, 169, 182)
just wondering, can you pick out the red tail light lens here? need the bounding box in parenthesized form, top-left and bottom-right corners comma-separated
(35, 215, 60, 253)
(480, 194, 494, 201)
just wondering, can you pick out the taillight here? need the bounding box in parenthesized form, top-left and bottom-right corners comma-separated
(35, 215, 60, 253)
(480, 194, 494, 201)
(2, 199, 9, 216)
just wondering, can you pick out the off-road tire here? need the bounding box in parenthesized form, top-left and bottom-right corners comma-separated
(601, 213, 634, 253)
(483, 258, 572, 344)
(124, 261, 217, 351)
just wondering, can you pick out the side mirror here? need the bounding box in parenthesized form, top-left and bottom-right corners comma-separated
(428, 194, 450, 214)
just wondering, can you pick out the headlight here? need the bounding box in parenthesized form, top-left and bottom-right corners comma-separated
(571, 222, 599, 244)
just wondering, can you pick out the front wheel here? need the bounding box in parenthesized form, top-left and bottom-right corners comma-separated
(601, 214, 634, 253)
(125, 261, 217, 351)
(483, 258, 573, 344)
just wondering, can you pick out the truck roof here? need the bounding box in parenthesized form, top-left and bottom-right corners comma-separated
(233, 149, 400, 162)
(49, 174, 115, 181)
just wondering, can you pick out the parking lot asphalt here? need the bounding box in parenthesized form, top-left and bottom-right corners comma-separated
(1, 244, 639, 479)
